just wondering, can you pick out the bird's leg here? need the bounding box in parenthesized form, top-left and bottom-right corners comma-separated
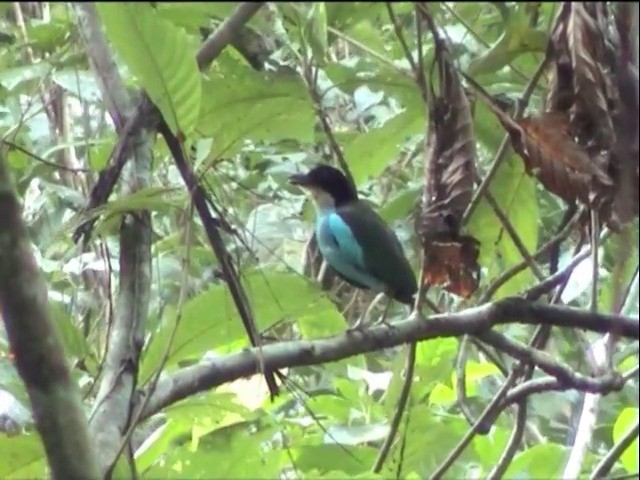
(342, 290, 360, 319)
(350, 292, 386, 330)
(372, 295, 393, 326)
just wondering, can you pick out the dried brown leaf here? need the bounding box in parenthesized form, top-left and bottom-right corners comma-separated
(511, 112, 617, 228)
(546, 3, 574, 112)
(567, 3, 616, 150)
(417, 13, 480, 298)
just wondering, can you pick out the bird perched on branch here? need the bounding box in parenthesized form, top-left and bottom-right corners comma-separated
(289, 164, 417, 328)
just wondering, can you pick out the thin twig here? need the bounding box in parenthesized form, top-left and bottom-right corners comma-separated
(483, 190, 545, 280)
(461, 56, 550, 224)
(327, 26, 412, 78)
(386, 3, 418, 73)
(431, 376, 515, 479)
(480, 207, 582, 302)
(487, 400, 527, 479)
(303, 62, 355, 189)
(1, 140, 91, 173)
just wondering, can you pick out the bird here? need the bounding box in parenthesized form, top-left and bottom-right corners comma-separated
(289, 164, 417, 328)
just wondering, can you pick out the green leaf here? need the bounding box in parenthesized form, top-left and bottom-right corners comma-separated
(472, 426, 511, 470)
(451, 360, 501, 399)
(140, 270, 340, 381)
(52, 70, 103, 103)
(143, 420, 282, 478)
(292, 445, 377, 476)
(197, 59, 315, 157)
(388, 408, 474, 477)
(379, 185, 422, 222)
(326, 2, 386, 33)
(344, 109, 423, 185)
(429, 383, 456, 405)
(25, 19, 70, 52)
(306, 393, 353, 424)
(467, 10, 547, 77)
(600, 226, 640, 313)
(97, 3, 201, 136)
(503, 443, 569, 478)
(467, 155, 539, 298)
(0, 64, 51, 92)
(135, 420, 190, 472)
(50, 303, 90, 361)
(154, 3, 238, 31)
(613, 407, 639, 473)
(59, 186, 184, 241)
(305, 3, 329, 64)
(0, 435, 46, 478)
(412, 338, 458, 401)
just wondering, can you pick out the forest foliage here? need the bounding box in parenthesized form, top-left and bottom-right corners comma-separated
(0, 2, 638, 479)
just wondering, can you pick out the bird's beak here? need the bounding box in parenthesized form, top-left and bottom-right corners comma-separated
(288, 172, 310, 187)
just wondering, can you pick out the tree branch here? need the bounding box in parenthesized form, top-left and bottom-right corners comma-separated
(75, 4, 153, 477)
(590, 418, 640, 479)
(139, 297, 637, 419)
(0, 153, 100, 478)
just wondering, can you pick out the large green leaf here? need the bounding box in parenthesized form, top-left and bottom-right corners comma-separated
(503, 443, 569, 478)
(388, 408, 475, 477)
(142, 419, 282, 478)
(0, 435, 46, 478)
(292, 444, 378, 476)
(0, 64, 51, 92)
(61, 186, 185, 240)
(97, 3, 201, 136)
(197, 57, 315, 157)
(52, 70, 103, 103)
(154, 3, 238, 31)
(613, 407, 639, 473)
(140, 270, 342, 381)
(344, 108, 423, 185)
(428, 360, 501, 404)
(467, 155, 539, 298)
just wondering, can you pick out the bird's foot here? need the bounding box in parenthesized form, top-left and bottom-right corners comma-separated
(347, 316, 368, 331)
(372, 317, 392, 327)
(348, 316, 392, 331)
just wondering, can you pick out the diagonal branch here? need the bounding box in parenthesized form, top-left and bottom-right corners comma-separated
(139, 297, 637, 420)
(157, 119, 280, 399)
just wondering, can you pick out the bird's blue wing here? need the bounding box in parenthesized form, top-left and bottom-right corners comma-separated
(316, 212, 386, 291)
(327, 202, 417, 304)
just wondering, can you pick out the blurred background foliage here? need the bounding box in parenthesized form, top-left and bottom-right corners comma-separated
(0, 2, 637, 478)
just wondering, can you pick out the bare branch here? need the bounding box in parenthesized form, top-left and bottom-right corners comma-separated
(487, 400, 527, 479)
(0, 153, 100, 479)
(195, 3, 265, 70)
(140, 297, 637, 419)
(74, 4, 153, 477)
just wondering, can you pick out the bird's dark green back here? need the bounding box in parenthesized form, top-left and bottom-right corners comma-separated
(336, 200, 417, 304)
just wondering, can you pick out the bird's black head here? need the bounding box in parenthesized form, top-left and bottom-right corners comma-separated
(289, 164, 358, 207)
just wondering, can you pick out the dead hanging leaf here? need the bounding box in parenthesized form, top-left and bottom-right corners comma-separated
(566, 3, 616, 150)
(547, 3, 617, 151)
(546, 3, 575, 113)
(463, 72, 619, 230)
(518, 112, 612, 186)
(422, 236, 481, 299)
(416, 10, 480, 298)
(515, 113, 615, 217)
(543, 2, 639, 229)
